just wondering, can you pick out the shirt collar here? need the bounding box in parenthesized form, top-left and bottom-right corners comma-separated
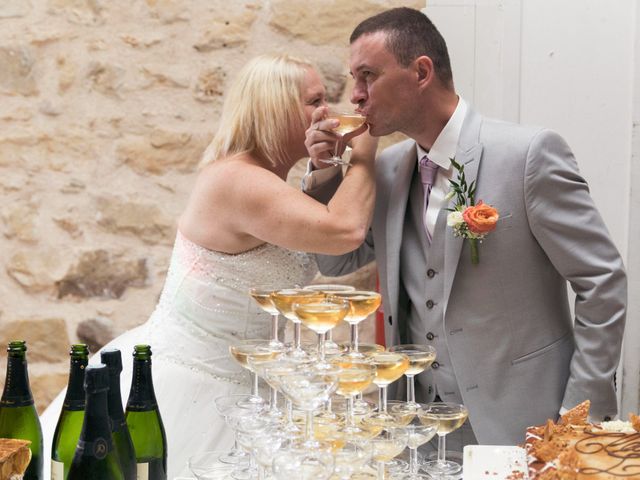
(416, 97, 468, 171)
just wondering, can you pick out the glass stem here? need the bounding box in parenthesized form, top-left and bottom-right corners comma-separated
(377, 461, 386, 480)
(381, 385, 388, 413)
(251, 371, 259, 398)
(286, 399, 294, 425)
(406, 374, 416, 404)
(334, 138, 341, 159)
(269, 386, 278, 413)
(294, 322, 302, 350)
(318, 332, 325, 363)
(347, 396, 355, 427)
(410, 447, 418, 474)
(350, 323, 359, 353)
(437, 433, 447, 465)
(305, 409, 314, 442)
(271, 314, 279, 343)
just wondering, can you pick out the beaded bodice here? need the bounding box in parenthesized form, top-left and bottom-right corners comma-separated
(147, 231, 317, 379)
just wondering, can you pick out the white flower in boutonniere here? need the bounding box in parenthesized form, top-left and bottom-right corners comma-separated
(447, 158, 500, 265)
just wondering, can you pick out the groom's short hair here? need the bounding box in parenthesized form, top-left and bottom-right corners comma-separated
(350, 7, 453, 89)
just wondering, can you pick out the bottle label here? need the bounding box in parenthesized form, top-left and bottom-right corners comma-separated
(0, 396, 34, 407)
(77, 437, 110, 459)
(51, 459, 64, 480)
(136, 462, 149, 480)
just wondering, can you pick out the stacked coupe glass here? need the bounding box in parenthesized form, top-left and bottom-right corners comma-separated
(189, 284, 469, 480)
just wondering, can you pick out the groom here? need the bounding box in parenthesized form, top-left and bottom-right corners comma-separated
(303, 7, 626, 447)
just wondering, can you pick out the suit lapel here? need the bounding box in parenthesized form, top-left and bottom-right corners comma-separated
(442, 109, 484, 315)
(385, 146, 417, 320)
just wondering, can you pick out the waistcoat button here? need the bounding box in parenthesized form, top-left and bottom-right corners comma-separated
(431, 361, 440, 369)
(426, 332, 435, 340)
(427, 269, 436, 278)
(426, 300, 435, 309)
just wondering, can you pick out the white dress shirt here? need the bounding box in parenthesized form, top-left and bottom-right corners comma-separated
(417, 97, 467, 239)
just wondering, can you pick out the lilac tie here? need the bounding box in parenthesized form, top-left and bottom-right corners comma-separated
(419, 156, 439, 242)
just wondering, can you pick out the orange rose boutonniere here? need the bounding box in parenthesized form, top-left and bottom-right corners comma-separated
(446, 158, 499, 265)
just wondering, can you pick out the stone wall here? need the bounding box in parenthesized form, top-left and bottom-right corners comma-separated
(0, 0, 421, 412)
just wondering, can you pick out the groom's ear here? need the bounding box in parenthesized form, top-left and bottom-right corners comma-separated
(414, 56, 434, 87)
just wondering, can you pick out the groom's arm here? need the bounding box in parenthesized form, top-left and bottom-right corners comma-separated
(524, 129, 627, 421)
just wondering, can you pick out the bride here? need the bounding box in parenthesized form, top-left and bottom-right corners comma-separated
(40, 53, 377, 478)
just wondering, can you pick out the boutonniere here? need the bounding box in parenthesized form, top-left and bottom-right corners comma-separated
(446, 157, 499, 265)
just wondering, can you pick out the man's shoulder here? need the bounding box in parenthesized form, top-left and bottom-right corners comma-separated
(478, 114, 560, 146)
(376, 138, 416, 167)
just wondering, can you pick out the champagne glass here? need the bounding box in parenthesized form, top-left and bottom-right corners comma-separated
(418, 402, 469, 476)
(330, 356, 376, 435)
(303, 284, 355, 353)
(188, 451, 237, 480)
(332, 440, 373, 480)
(271, 289, 325, 358)
(320, 110, 367, 166)
(272, 445, 334, 480)
(367, 352, 410, 425)
(387, 344, 436, 412)
(263, 357, 314, 435)
(249, 287, 285, 349)
(229, 340, 283, 408)
(213, 394, 264, 468)
(277, 366, 339, 448)
(370, 426, 409, 480)
(294, 298, 349, 367)
(331, 291, 382, 356)
(391, 410, 438, 480)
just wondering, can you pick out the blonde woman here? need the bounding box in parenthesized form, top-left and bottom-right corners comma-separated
(39, 54, 377, 479)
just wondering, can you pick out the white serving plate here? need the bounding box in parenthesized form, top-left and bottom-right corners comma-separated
(463, 445, 529, 479)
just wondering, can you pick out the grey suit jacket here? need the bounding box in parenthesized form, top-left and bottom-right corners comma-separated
(308, 107, 627, 445)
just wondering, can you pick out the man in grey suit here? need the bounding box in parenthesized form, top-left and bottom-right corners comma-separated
(303, 7, 626, 447)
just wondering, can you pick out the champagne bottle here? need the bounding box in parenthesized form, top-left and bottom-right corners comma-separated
(0, 340, 43, 480)
(125, 345, 167, 480)
(101, 348, 137, 480)
(67, 364, 124, 480)
(51, 344, 89, 480)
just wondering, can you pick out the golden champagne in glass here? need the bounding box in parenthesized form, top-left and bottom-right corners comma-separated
(419, 403, 469, 476)
(330, 290, 382, 356)
(271, 289, 324, 357)
(388, 344, 436, 413)
(321, 110, 367, 166)
(366, 352, 410, 427)
(330, 357, 376, 435)
(293, 299, 349, 366)
(229, 339, 282, 408)
(303, 284, 355, 353)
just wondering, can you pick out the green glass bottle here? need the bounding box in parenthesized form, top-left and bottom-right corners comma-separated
(101, 348, 137, 480)
(0, 340, 43, 480)
(125, 345, 167, 480)
(50, 344, 89, 480)
(67, 364, 124, 480)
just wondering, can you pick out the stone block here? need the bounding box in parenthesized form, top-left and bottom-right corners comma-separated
(0, 318, 70, 363)
(0, 46, 38, 96)
(76, 316, 115, 352)
(94, 195, 175, 245)
(269, 0, 424, 46)
(55, 249, 150, 299)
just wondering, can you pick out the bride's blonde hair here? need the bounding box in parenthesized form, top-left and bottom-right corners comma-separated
(200, 54, 314, 167)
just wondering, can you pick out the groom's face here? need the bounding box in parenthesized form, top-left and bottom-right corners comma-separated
(349, 31, 418, 138)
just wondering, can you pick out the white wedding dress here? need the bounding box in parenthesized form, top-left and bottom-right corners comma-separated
(40, 231, 318, 479)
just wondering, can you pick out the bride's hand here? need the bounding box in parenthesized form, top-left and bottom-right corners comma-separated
(305, 106, 339, 169)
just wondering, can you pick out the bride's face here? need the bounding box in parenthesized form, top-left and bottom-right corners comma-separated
(301, 67, 327, 128)
(285, 67, 327, 163)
